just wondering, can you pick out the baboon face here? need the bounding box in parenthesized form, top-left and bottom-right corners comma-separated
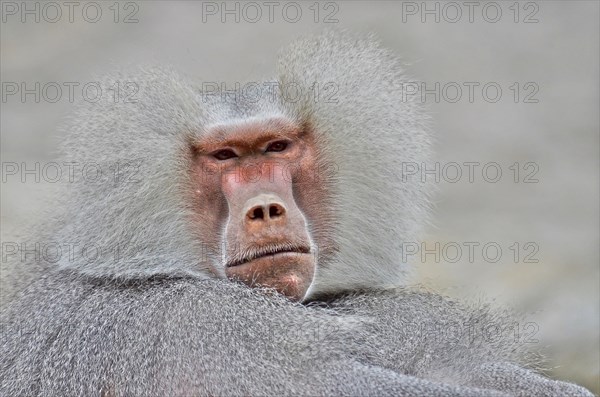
(190, 117, 334, 301)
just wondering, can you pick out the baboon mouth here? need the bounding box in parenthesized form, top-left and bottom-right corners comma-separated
(226, 245, 311, 268)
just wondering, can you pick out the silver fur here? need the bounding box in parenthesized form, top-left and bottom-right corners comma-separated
(0, 32, 593, 396)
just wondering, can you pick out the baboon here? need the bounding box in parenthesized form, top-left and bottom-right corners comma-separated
(0, 32, 593, 396)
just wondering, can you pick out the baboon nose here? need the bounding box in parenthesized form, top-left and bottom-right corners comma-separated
(245, 195, 287, 222)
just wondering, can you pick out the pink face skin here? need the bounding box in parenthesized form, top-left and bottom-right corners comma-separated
(190, 118, 335, 301)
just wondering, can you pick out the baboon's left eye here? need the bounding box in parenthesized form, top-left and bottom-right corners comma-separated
(266, 141, 288, 153)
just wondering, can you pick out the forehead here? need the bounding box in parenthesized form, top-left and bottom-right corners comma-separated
(200, 117, 303, 147)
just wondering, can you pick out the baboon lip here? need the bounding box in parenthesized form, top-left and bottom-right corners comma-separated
(226, 245, 311, 268)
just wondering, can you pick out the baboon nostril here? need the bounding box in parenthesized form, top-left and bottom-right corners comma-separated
(249, 207, 264, 220)
(246, 204, 285, 221)
(269, 204, 285, 218)
(244, 196, 287, 222)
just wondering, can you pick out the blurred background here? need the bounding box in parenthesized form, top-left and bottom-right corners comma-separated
(1, 1, 598, 393)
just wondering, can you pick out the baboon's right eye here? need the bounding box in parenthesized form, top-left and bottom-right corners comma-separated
(213, 149, 238, 161)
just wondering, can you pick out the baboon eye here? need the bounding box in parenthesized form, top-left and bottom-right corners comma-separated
(213, 149, 238, 160)
(266, 141, 289, 153)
